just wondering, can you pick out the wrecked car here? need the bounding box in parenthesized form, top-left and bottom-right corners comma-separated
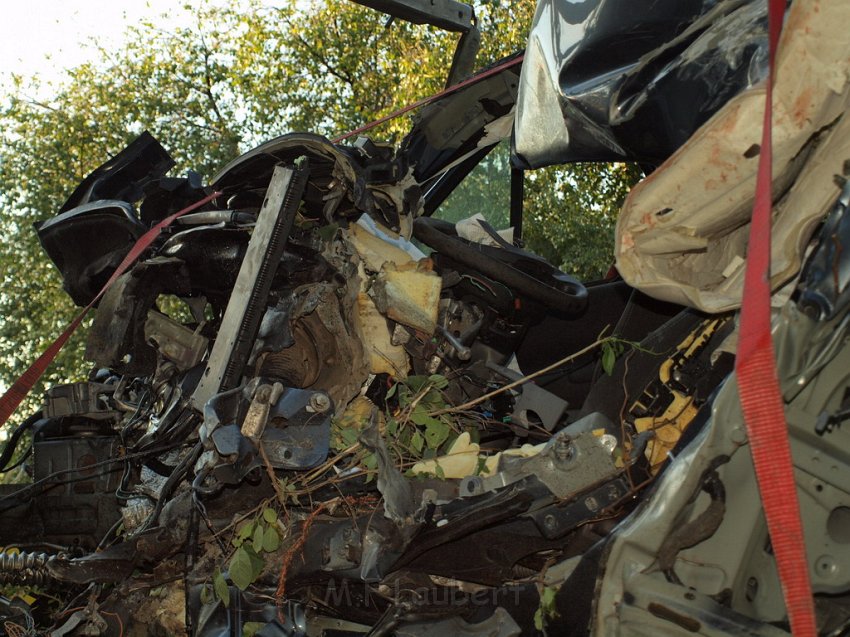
(1, 0, 849, 635)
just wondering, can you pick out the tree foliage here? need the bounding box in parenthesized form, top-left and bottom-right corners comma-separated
(0, 0, 638, 434)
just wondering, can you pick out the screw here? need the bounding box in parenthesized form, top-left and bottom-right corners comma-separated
(543, 514, 557, 531)
(310, 392, 331, 413)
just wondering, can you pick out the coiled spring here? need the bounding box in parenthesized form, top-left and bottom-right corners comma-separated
(0, 551, 50, 585)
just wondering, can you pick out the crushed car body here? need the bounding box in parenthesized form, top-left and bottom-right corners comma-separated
(1, 0, 850, 635)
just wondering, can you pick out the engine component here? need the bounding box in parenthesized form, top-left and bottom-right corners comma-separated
(144, 310, 208, 371)
(44, 382, 118, 421)
(0, 423, 123, 548)
(257, 385, 334, 470)
(85, 257, 191, 376)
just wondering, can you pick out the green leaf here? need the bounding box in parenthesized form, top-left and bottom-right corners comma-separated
(410, 405, 442, 429)
(246, 546, 266, 580)
(262, 526, 280, 553)
(404, 375, 430, 393)
(213, 568, 229, 607)
(423, 420, 450, 449)
(316, 222, 339, 241)
(386, 417, 398, 436)
(428, 374, 449, 390)
(385, 383, 398, 399)
(237, 520, 255, 541)
(262, 507, 277, 525)
(242, 622, 266, 637)
(362, 452, 378, 472)
(228, 547, 255, 591)
(533, 607, 545, 632)
(252, 523, 265, 553)
(602, 343, 616, 376)
(339, 427, 359, 447)
(410, 430, 424, 454)
(535, 585, 560, 630)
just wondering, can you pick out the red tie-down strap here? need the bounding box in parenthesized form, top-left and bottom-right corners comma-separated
(0, 191, 222, 429)
(734, 0, 817, 634)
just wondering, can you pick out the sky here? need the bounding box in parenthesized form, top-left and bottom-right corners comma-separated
(2, 1, 189, 85)
(0, 0, 287, 93)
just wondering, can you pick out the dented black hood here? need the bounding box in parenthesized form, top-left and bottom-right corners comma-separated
(513, 0, 770, 169)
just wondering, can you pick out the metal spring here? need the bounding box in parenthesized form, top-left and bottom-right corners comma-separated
(0, 551, 50, 585)
(511, 564, 539, 579)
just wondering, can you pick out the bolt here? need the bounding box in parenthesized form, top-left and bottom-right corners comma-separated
(585, 496, 599, 512)
(254, 384, 273, 403)
(310, 392, 331, 413)
(543, 514, 557, 531)
(745, 577, 759, 602)
(554, 436, 575, 462)
(729, 426, 748, 445)
(816, 555, 838, 579)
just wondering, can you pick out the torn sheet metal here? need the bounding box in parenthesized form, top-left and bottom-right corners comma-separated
(615, 0, 850, 312)
(359, 409, 415, 524)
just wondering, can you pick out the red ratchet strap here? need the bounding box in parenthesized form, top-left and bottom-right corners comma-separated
(734, 0, 816, 634)
(0, 191, 221, 429)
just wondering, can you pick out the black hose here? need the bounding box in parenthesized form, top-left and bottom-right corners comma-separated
(0, 412, 41, 472)
(1, 446, 32, 473)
